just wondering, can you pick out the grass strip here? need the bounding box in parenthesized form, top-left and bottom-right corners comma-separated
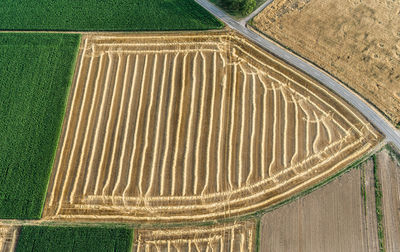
(0, 33, 80, 219)
(373, 154, 385, 251)
(0, 0, 223, 31)
(15, 225, 133, 252)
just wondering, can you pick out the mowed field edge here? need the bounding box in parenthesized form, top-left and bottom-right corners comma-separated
(43, 30, 381, 223)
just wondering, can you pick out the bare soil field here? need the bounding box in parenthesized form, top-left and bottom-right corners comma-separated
(0, 225, 18, 251)
(376, 148, 400, 250)
(42, 30, 380, 223)
(260, 159, 379, 251)
(252, 0, 400, 125)
(132, 221, 255, 251)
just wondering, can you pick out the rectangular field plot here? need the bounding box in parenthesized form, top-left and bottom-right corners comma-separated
(15, 225, 132, 252)
(0, 0, 222, 31)
(260, 159, 380, 251)
(0, 33, 80, 219)
(133, 221, 256, 251)
(43, 31, 381, 223)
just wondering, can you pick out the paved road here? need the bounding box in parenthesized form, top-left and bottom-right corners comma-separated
(196, 0, 400, 150)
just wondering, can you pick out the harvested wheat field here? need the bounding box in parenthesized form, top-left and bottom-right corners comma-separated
(133, 221, 255, 251)
(42, 30, 380, 223)
(260, 158, 379, 251)
(252, 0, 400, 125)
(0, 225, 19, 252)
(376, 148, 400, 250)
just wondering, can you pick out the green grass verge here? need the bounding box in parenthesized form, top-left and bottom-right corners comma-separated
(373, 154, 385, 251)
(0, 0, 223, 31)
(209, 0, 266, 18)
(15, 225, 133, 252)
(0, 33, 80, 219)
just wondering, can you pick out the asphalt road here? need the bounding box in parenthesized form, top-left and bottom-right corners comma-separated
(196, 0, 400, 150)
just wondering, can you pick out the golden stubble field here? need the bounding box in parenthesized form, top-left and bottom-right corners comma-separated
(133, 221, 256, 251)
(252, 0, 400, 125)
(42, 30, 381, 223)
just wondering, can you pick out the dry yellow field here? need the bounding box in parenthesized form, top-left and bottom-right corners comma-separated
(252, 0, 400, 125)
(42, 30, 380, 223)
(260, 158, 379, 251)
(0, 226, 18, 252)
(133, 221, 255, 251)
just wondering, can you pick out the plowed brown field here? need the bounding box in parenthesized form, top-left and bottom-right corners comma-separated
(43, 30, 381, 223)
(252, 0, 400, 125)
(133, 221, 255, 251)
(260, 158, 379, 251)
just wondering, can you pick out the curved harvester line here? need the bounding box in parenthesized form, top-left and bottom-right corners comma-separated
(300, 100, 312, 158)
(67, 52, 95, 204)
(238, 64, 247, 188)
(193, 52, 207, 195)
(227, 63, 237, 190)
(289, 92, 300, 166)
(137, 54, 159, 196)
(257, 74, 268, 179)
(123, 54, 149, 198)
(246, 73, 257, 185)
(216, 52, 227, 193)
(313, 111, 322, 153)
(268, 82, 278, 177)
(102, 55, 130, 196)
(146, 54, 169, 197)
(182, 52, 199, 196)
(112, 55, 138, 199)
(94, 55, 122, 196)
(281, 83, 289, 168)
(201, 52, 217, 195)
(159, 53, 179, 196)
(322, 116, 333, 144)
(171, 53, 187, 196)
(49, 38, 87, 207)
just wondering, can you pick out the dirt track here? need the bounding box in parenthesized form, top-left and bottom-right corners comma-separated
(253, 0, 400, 125)
(43, 31, 380, 223)
(0, 225, 18, 252)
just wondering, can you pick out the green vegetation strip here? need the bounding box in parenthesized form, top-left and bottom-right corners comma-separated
(16, 225, 133, 252)
(0, 33, 80, 219)
(0, 0, 222, 31)
(373, 154, 385, 251)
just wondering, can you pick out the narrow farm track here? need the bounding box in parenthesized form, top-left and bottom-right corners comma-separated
(133, 221, 256, 251)
(0, 226, 19, 252)
(43, 31, 381, 223)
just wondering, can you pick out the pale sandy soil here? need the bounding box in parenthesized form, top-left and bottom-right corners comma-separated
(42, 30, 380, 223)
(0, 226, 19, 252)
(377, 149, 400, 251)
(253, 0, 400, 125)
(132, 221, 255, 251)
(260, 159, 379, 251)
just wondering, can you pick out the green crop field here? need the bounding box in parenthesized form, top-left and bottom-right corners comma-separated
(16, 226, 133, 251)
(0, 0, 223, 31)
(0, 33, 80, 219)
